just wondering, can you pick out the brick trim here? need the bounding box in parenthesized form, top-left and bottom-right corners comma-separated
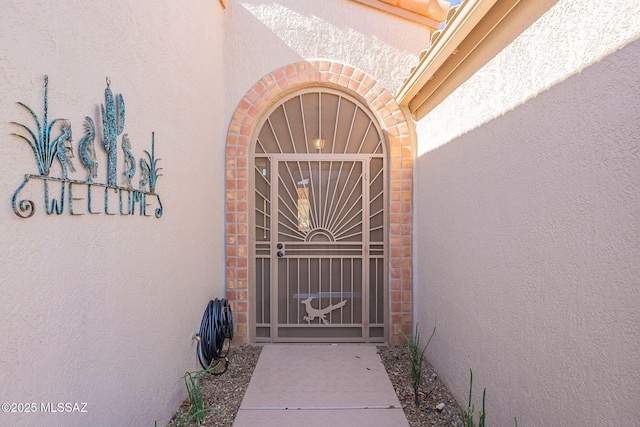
(225, 60, 413, 345)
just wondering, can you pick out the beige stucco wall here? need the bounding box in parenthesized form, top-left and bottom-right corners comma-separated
(224, 0, 432, 126)
(414, 1, 640, 425)
(0, 1, 225, 425)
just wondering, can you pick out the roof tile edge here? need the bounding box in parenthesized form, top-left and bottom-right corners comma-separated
(397, 0, 522, 118)
(351, 0, 449, 29)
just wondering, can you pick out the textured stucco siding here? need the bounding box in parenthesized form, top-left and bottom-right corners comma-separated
(0, 1, 225, 425)
(224, 0, 431, 127)
(414, 1, 640, 425)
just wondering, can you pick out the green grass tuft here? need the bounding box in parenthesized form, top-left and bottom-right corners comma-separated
(401, 324, 436, 407)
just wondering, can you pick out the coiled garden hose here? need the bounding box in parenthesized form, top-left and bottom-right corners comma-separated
(195, 298, 234, 373)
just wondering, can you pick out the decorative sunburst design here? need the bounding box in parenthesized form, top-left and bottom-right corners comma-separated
(278, 160, 364, 242)
(254, 90, 385, 244)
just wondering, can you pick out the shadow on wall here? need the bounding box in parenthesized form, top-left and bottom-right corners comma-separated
(415, 0, 634, 155)
(227, 1, 305, 60)
(250, 0, 431, 51)
(224, 0, 305, 120)
(233, 0, 430, 94)
(414, 37, 640, 426)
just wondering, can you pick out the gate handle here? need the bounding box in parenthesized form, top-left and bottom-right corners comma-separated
(277, 251, 284, 258)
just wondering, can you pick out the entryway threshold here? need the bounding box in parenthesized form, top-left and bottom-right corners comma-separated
(233, 344, 409, 427)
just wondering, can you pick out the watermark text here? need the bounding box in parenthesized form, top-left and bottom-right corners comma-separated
(1, 402, 88, 413)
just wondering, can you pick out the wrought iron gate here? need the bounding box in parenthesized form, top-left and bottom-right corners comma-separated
(252, 90, 386, 342)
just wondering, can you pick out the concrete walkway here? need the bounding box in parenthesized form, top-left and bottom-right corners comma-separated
(233, 344, 409, 427)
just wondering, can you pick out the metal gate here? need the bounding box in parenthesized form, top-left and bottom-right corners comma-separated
(252, 90, 387, 342)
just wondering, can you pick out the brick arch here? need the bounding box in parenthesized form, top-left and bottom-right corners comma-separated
(225, 60, 413, 345)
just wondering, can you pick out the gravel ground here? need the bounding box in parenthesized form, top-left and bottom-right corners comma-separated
(377, 345, 463, 427)
(167, 345, 262, 427)
(168, 344, 462, 427)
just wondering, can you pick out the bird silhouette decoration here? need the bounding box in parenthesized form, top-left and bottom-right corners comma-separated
(121, 134, 136, 189)
(54, 120, 75, 179)
(301, 297, 347, 325)
(78, 116, 98, 182)
(139, 158, 151, 191)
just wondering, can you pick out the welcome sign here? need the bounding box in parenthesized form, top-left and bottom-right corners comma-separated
(10, 76, 163, 218)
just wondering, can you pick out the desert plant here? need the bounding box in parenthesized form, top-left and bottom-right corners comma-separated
(143, 132, 162, 193)
(11, 75, 66, 176)
(181, 369, 207, 425)
(401, 324, 436, 407)
(175, 362, 228, 426)
(460, 369, 486, 427)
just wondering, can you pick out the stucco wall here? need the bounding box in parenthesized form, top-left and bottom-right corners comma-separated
(0, 1, 225, 425)
(224, 0, 431, 128)
(414, 1, 640, 425)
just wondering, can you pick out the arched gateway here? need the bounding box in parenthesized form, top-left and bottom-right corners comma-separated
(253, 88, 386, 342)
(225, 61, 414, 344)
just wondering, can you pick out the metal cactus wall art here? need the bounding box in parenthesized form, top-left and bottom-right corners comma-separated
(10, 75, 163, 219)
(101, 78, 124, 187)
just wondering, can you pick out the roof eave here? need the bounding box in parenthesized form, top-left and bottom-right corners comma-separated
(397, 0, 522, 119)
